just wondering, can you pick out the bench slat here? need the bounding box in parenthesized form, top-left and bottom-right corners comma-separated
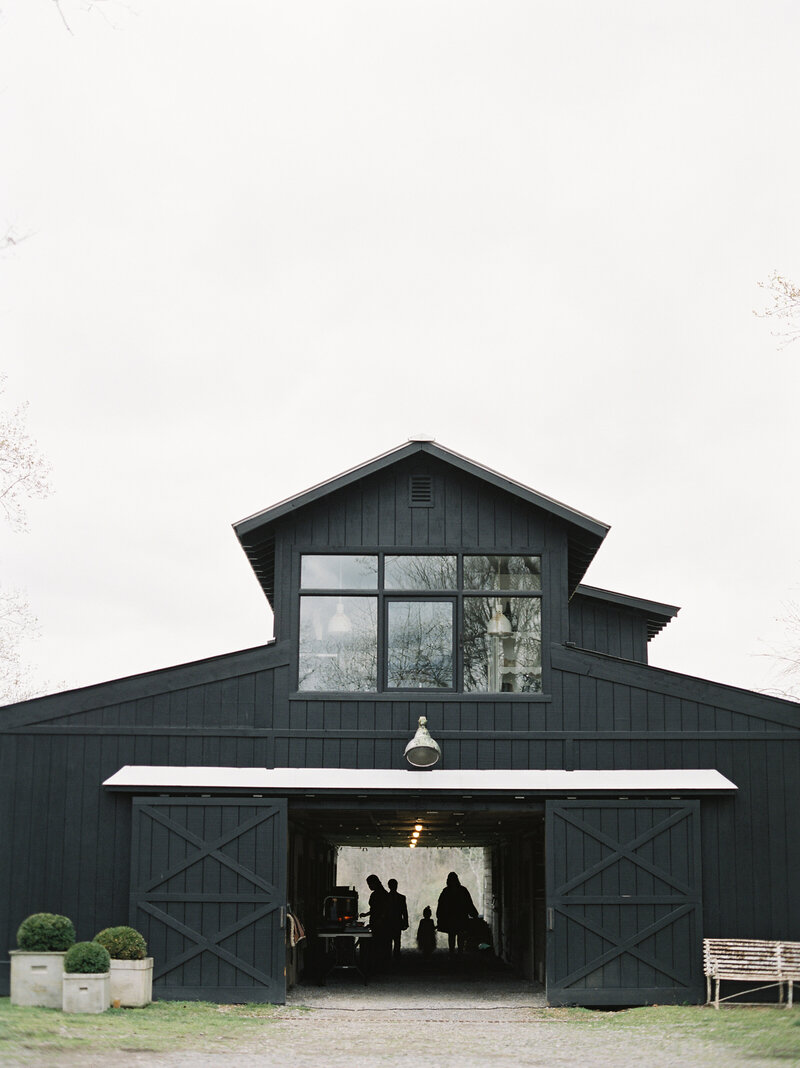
(704, 938, 800, 987)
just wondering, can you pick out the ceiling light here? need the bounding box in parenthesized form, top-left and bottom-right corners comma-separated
(328, 599, 353, 636)
(486, 604, 512, 636)
(414, 823, 423, 831)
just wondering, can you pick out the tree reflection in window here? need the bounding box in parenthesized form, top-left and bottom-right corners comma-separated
(387, 601, 454, 689)
(297, 552, 542, 693)
(385, 556, 457, 590)
(298, 596, 378, 691)
(301, 555, 378, 589)
(463, 597, 542, 693)
(463, 555, 541, 591)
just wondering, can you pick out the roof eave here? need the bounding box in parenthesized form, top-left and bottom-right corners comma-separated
(572, 583, 680, 641)
(234, 440, 610, 542)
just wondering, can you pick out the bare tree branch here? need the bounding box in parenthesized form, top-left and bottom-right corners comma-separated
(1, 228, 34, 253)
(758, 600, 800, 702)
(0, 376, 53, 702)
(52, 0, 75, 34)
(0, 586, 40, 704)
(0, 375, 53, 532)
(754, 272, 800, 348)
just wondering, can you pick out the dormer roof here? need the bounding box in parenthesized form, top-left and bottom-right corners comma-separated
(234, 440, 610, 607)
(573, 584, 680, 640)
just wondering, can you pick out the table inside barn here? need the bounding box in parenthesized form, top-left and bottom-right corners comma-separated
(317, 925, 372, 985)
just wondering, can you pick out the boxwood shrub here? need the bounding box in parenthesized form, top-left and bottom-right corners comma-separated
(93, 925, 147, 960)
(63, 941, 111, 974)
(16, 913, 76, 952)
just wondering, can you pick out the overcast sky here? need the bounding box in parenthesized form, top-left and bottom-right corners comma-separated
(1, 0, 799, 701)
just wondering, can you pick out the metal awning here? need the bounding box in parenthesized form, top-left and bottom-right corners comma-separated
(103, 765, 737, 795)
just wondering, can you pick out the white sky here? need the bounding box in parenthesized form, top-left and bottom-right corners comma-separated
(1, 0, 799, 700)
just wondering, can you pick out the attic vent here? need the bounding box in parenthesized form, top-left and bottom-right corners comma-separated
(409, 474, 433, 507)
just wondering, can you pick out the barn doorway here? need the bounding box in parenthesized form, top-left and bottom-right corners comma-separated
(115, 770, 712, 1006)
(285, 800, 547, 995)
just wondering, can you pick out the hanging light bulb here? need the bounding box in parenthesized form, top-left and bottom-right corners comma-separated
(328, 599, 352, 636)
(486, 600, 512, 636)
(328, 558, 352, 636)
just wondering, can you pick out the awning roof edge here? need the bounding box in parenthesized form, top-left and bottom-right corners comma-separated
(103, 766, 737, 795)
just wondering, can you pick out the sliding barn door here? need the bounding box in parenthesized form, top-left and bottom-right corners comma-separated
(546, 800, 703, 1006)
(130, 797, 287, 1004)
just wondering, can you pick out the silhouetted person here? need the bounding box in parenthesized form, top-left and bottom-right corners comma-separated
(359, 874, 390, 969)
(386, 878, 409, 959)
(416, 906, 436, 958)
(436, 871, 478, 955)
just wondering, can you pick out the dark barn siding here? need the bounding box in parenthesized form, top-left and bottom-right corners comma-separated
(269, 455, 568, 649)
(0, 646, 284, 991)
(3, 640, 800, 994)
(2, 455, 800, 996)
(568, 596, 649, 662)
(553, 647, 800, 944)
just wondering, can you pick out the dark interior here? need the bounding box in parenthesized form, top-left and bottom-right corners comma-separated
(286, 800, 547, 988)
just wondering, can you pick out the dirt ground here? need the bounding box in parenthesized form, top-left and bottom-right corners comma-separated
(36, 1005, 782, 1068)
(6, 960, 792, 1068)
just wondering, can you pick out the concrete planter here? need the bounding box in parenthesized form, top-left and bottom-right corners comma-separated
(9, 950, 68, 1009)
(62, 971, 110, 1014)
(109, 957, 153, 1007)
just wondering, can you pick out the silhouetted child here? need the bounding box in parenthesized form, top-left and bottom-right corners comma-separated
(416, 906, 436, 957)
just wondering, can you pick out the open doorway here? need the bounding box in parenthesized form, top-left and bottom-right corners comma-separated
(286, 800, 546, 995)
(337, 844, 488, 937)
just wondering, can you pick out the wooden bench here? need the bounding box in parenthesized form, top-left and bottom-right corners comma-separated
(703, 938, 800, 1008)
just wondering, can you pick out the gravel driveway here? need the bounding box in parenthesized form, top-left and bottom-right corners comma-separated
(100, 1005, 773, 1068)
(4, 962, 788, 1067)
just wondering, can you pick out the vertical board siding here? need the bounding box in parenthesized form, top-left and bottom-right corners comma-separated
(130, 798, 287, 1002)
(569, 598, 649, 663)
(3, 454, 800, 1002)
(279, 458, 549, 555)
(2, 661, 800, 998)
(546, 800, 703, 1006)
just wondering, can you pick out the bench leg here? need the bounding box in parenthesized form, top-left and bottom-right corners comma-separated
(706, 976, 711, 1006)
(715, 978, 720, 1010)
(789, 981, 793, 1010)
(779, 982, 784, 1005)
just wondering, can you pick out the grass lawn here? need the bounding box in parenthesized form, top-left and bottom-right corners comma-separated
(1, 998, 799, 1063)
(596, 1003, 800, 1062)
(0, 999, 296, 1058)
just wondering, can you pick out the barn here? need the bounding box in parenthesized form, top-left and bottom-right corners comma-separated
(1, 439, 798, 1006)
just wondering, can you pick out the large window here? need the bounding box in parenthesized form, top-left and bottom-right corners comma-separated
(298, 553, 542, 693)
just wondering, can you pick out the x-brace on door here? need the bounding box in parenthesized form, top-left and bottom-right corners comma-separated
(546, 799, 703, 1006)
(130, 796, 288, 1003)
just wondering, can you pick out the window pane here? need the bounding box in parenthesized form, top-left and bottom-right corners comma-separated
(387, 601, 454, 689)
(463, 555, 541, 591)
(298, 596, 377, 691)
(462, 597, 542, 693)
(384, 555, 457, 590)
(300, 555, 378, 589)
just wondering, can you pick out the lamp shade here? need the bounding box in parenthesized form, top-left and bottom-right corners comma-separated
(404, 716, 441, 768)
(486, 605, 512, 636)
(328, 600, 352, 636)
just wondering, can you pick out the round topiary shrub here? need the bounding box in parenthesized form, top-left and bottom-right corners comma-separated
(16, 913, 76, 952)
(63, 941, 111, 974)
(93, 926, 147, 961)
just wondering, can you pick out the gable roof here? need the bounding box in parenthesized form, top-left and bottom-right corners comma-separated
(233, 440, 610, 604)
